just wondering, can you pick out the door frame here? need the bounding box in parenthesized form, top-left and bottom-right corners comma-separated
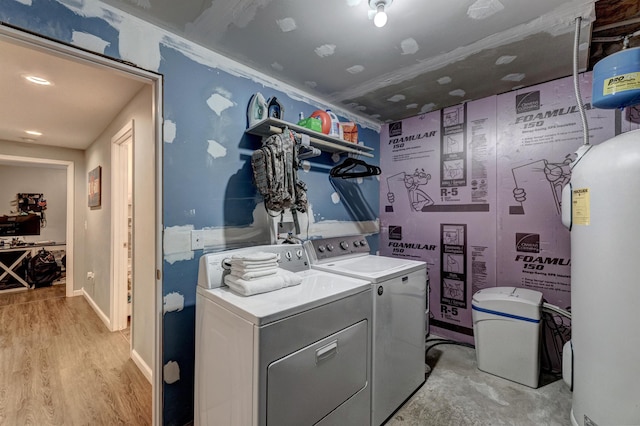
(111, 120, 134, 332)
(0, 24, 164, 425)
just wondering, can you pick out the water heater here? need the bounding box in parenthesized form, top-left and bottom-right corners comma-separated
(563, 129, 640, 426)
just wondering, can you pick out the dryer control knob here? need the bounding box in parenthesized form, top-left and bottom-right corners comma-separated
(296, 249, 303, 258)
(354, 241, 360, 247)
(285, 251, 292, 260)
(318, 245, 325, 253)
(326, 244, 334, 251)
(360, 240, 367, 246)
(340, 241, 349, 250)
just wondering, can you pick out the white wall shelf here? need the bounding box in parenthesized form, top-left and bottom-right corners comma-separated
(246, 117, 375, 158)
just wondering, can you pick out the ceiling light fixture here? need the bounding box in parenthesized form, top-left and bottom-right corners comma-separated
(25, 130, 42, 136)
(369, 0, 392, 28)
(24, 75, 52, 85)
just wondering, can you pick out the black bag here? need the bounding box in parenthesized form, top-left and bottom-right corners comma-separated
(27, 249, 61, 288)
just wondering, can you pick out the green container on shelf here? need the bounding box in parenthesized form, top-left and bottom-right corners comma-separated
(297, 117, 322, 133)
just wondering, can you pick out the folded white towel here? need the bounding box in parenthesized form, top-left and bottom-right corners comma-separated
(229, 267, 278, 280)
(231, 252, 278, 262)
(228, 259, 279, 269)
(224, 269, 302, 296)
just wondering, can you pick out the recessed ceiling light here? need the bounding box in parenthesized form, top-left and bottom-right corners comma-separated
(25, 130, 42, 136)
(24, 75, 52, 86)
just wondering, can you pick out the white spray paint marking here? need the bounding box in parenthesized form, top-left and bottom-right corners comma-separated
(357, 177, 364, 184)
(207, 140, 227, 159)
(331, 192, 340, 204)
(305, 81, 318, 88)
(130, 0, 151, 8)
(164, 120, 176, 143)
(406, 103, 418, 109)
(347, 65, 364, 74)
(71, 31, 110, 53)
(163, 292, 184, 314)
(164, 225, 194, 264)
(301, 161, 311, 172)
(495, 55, 517, 65)
(315, 44, 336, 58)
(207, 93, 235, 116)
(387, 94, 406, 102)
(355, 105, 367, 111)
(163, 361, 180, 384)
(437, 76, 452, 85)
(14, 0, 31, 5)
(400, 38, 419, 55)
(271, 62, 284, 71)
(449, 89, 466, 97)
(421, 103, 437, 113)
(467, 0, 504, 20)
(277, 17, 297, 32)
(502, 73, 525, 82)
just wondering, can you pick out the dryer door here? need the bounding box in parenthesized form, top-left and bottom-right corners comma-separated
(266, 320, 368, 425)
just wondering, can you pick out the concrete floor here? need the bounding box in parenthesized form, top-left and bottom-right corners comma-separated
(387, 339, 572, 426)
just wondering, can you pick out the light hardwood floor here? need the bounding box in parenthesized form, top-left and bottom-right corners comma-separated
(0, 285, 152, 425)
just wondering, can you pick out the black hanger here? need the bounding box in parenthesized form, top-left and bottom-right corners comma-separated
(330, 158, 381, 179)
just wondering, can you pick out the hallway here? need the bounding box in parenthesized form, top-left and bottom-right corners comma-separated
(0, 285, 151, 425)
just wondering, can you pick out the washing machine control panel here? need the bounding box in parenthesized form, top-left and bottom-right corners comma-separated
(305, 235, 370, 261)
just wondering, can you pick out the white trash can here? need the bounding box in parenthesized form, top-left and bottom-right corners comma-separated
(472, 287, 543, 388)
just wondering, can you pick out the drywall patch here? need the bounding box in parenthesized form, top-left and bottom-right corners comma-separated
(271, 62, 284, 71)
(400, 38, 419, 55)
(207, 93, 235, 116)
(164, 225, 194, 264)
(449, 89, 466, 97)
(163, 361, 180, 384)
(437, 76, 452, 85)
(207, 140, 227, 159)
(331, 192, 341, 204)
(14, 0, 32, 5)
(301, 161, 311, 172)
(421, 103, 437, 113)
(277, 17, 297, 32)
(164, 120, 176, 143)
(347, 65, 365, 74)
(406, 103, 418, 109)
(467, 0, 504, 20)
(315, 44, 336, 58)
(164, 292, 184, 314)
(502, 73, 525, 82)
(71, 31, 110, 54)
(130, 0, 151, 8)
(495, 55, 516, 65)
(387, 94, 406, 102)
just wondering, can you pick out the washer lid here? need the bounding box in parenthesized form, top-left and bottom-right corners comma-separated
(197, 269, 370, 325)
(312, 255, 425, 282)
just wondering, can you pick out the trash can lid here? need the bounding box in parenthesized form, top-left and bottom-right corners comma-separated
(472, 287, 543, 321)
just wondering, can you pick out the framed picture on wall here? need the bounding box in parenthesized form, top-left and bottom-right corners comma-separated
(88, 166, 101, 207)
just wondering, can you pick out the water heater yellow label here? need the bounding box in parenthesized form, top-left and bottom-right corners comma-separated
(603, 72, 640, 95)
(572, 188, 590, 225)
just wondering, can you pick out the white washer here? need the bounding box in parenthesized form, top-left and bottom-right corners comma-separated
(305, 236, 427, 426)
(195, 244, 372, 426)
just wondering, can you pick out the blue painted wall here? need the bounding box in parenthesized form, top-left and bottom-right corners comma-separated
(0, 1, 380, 424)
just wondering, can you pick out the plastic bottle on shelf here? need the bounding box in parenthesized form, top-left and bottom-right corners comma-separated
(326, 109, 341, 138)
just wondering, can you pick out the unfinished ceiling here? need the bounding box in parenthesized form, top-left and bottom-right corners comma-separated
(98, 0, 601, 123)
(1, 0, 638, 150)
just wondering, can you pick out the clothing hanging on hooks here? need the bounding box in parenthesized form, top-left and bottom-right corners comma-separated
(329, 157, 381, 179)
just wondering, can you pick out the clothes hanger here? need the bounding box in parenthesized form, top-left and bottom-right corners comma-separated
(329, 157, 381, 179)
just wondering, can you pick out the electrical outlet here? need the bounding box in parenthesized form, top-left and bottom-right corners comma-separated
(191, 230, 205, 250)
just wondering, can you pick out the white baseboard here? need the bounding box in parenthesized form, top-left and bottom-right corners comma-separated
(73, 289, 83, 297)
(82, 288, 111, 330)
(132, 348, 153, 384)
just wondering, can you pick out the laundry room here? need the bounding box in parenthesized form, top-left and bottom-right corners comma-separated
(1, 0, 639, 425)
